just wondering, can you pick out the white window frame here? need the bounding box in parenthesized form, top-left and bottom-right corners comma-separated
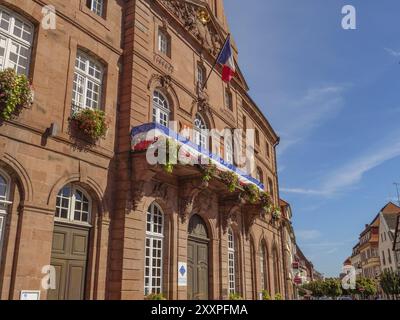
(72, 50, 104, 113)
(197, 64, 205, 88)
(144, 202, 164, 296)
(87, 0, 105, 17)
(228, 228, 236, 295)
(152, 91, 170, 127)
(55, 184, 92, 226)
(0, 6, 34, 75)
(260, 245, 267, 291)
(0, 169, 11, 266)
(158, 30, 169, 56)
(194, 114, 208, 150)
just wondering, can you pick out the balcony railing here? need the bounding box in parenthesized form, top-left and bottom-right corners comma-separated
(131, 122, 265, 190)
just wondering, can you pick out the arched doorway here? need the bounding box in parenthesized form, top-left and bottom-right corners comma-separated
(187, 215, 209, 300)
(48, 184, 93, 300)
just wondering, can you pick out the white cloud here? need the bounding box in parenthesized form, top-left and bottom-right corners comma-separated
(296, 230, 322, 241)
(384, 47, 400, 57)
(321, 139, 400, 194)
(282, 134, 400, 197)
(280, 188, 328, 196)
(276, 85, 346, 154)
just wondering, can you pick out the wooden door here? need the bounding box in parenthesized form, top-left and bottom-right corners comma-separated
(48, 223, 89, 300)
(187, 215, 209, 300)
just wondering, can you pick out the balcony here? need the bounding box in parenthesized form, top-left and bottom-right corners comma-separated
(130, 123, 280, 225)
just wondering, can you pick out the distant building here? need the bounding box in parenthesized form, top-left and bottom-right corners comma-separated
(350, 243, 362, 277)
(359, 219, 380, 279)
(378, 202, 400, 273)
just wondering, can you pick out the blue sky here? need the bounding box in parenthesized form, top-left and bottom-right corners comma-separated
(224, 0, 400, 277)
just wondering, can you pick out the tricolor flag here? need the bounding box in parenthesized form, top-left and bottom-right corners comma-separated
(217, 35, 236, 83)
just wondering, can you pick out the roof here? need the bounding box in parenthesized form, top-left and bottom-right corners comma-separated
(381, 202, 400, 214)
(279, 199, 290, 207)
(383, 213, 399, 231)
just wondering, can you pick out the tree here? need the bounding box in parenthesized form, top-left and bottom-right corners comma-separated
(323, 278, 343, 299)
(380, 270, 400, 299)
(356, 277, 377, 299)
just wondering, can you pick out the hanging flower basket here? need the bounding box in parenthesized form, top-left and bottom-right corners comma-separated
(69, 108, 109, 141)
(220, 171, 239, 193)
(242, 184, 260, 204)
(260, 191, 273, 212)
(272, 207, 282, 220)
(0, 68, 33, 121)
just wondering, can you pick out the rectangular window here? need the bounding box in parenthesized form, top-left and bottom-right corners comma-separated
(87, 0, 105, 17)
(72, 51, 104, 113)
(158, 30, 170, 57)
(225, 89, 233, 110)
(266, 141, 271, 158)
(388, 249, 392, 265)
(197, 64, 205, 87)
(0, 7, 33, 75)
(255, 129, 260, 146)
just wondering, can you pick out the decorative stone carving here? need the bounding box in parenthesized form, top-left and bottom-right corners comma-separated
(157, 0, 223, 56)
(154, 54, 174, 74)
(148, 74, 172, 90)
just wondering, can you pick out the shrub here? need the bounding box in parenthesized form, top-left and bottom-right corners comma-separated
(220, 171, 239, 192)
(243, 184, 260, 204)
(0, 68, 33, 120)
(229, 292, 243, 300)
(274, 293, 283, 300)
(145, 293, 166, 300)
(262, 290, 271, 300)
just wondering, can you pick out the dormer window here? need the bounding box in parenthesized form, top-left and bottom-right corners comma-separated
(87, 0, 105, 17)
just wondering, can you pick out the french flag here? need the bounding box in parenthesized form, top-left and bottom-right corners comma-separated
(217, 35, 236, 83)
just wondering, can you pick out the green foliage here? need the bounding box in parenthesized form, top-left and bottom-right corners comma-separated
(323, 278, 342, 299)
(271, 207, 282, 220)
(380, 270, 400, 296)
(220, 171, 239, 192)
(301, 280, 326, 298)
(262, 290, 271, 300)
(145, 293, 167, 300)
(243, 184, 260, 203)
(274, 293, 283, 300)
(356, 277, 378, 297)
(259, 192, 272, 211)
(229, 293, 243, 300)
(200, 164, 217, 182)
(0, 68, 33, 120)
(70, 108, 108, 140)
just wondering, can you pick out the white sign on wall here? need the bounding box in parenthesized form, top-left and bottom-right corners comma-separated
(20, 290, 41, 300)
(178, 262, 187, 287)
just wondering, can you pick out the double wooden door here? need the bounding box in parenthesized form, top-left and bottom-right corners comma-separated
(187, 239, 209, 300)
(47, 223, 89, 300)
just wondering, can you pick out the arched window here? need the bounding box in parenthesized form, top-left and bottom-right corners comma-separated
(260, 244, 268, 291)
(0, 171, 9, 204)
(0, 170, 11, 264)
(55, 185, 91, 224)
(0, 6, 34, 75)
(224, 129, 233, 165)
(194, 114, 208, 150)
(153, 91, 170, 127)
(145, 202, 164, 296)
(273, 248, 281, 294)
(228, 228, 236, 295)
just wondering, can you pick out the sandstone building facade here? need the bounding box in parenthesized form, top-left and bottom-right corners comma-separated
(0, 0, 294, 300)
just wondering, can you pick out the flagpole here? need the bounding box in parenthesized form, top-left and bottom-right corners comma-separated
(201, 33, 231, 91)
